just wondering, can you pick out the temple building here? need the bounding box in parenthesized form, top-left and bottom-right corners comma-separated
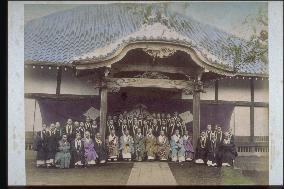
(24, 4, 269, 156)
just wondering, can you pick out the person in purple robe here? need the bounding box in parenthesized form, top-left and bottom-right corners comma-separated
(183, 130, 194, 161)
(83, 131, 98, 166)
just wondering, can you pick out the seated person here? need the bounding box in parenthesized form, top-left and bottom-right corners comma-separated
(83, 131, 98, 166)
(183, 130, 194, 161)
(94, 133, 107, 164)
(133, 128, 145, 162)
(157, 130, 170, 161)
(71, 132, 85, 167)
(206, 133, 218, 167)
(145, 128, 157, 161)
(119, 129, 134, 161)
(220, 132, 238, 167)
(195, 131, 208, 164)
(106, 129, 119, 161)
(55, 135, 71, 169)
(170, 129, 185, 162)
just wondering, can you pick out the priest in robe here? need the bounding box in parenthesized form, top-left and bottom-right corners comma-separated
(194, 131, 208, 164)
(206, 133, 218, 167)
(132, 118, 139, 136)
(33, 124, 48, 167)
(220, 132, 238, 167)
(91, 120, 99, 138)
(46, 123, 58, 167)
(170, 129, 185, 162)
(175, 117, 183, 136)
(133, 128, 145, 161)
(151, 119, 159, 137)
(76, 122, 86, 138)
(169, 117, 176, 137)
(205, 124, 213, 141)
(106, 129, 119, 161)
(71, 132, 85, 167)
(83, 131, 98, 166)
(160, 119, 168, 137)
(119, 129, 134, 161)
(55, 122, 63, 142)
(64, 118, 75, 142)
(183, 130, 194, 161)
(145, 128, 157, 161)
(107, 119, 115, 138)
(55, 134, 71, 169)
(157, 130, 170, 161)
(94, 133, 107, 164)
(84, 116, 92, 133)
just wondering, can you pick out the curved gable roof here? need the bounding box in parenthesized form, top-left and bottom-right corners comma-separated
(24, 4, 268, 76)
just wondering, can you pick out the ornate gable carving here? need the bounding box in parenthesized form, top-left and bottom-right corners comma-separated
(142, 47, 177, 59)
(133, 72, 170, 79)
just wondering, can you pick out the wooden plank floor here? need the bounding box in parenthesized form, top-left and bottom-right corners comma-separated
(126, 162, 177, 185)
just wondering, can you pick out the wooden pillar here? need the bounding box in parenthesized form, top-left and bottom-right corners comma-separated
(193, 90, 201, 152)
(99, 87, 108, 144)
(250, 78, 255, 143)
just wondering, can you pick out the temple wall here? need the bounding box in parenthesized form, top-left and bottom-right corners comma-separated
(24, 67, 57, 94)
(25, 98, 42, 131)
(60, 69, 100, 95)
(254, 80, 269, 102)
(231, 107, 251, 136)
(200, 83, 215, 100)
(254, 107, 269, 136)
(218, 79, 251, 101)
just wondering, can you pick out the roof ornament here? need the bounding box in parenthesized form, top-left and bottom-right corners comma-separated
(143, 47, 177, 60)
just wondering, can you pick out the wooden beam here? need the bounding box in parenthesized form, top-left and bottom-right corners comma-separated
(215, 80, 218, 101)
(99, 87, 108, 144)
(250, 79, 255, 143)
(192, 91, 200, 153)
(56, 67, 62, 95)
(24, 93, 99, 100)
(106, 77, 194, 90)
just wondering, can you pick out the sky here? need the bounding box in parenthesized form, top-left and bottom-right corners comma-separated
(24, 1, 268, 40)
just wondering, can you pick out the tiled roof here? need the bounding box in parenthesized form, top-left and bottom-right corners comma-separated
(24, 4, 268, 76)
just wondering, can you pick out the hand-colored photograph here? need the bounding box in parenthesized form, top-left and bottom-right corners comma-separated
(22, 1, 271, 186)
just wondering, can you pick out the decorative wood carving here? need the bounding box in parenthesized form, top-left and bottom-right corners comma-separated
(134, 72, 169, 79)
(143, 47, 177, 59)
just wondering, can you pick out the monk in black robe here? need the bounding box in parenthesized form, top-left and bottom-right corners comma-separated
(71, 132, 85, 167)
(33, 124, 49, 167)
(195, 131, 208, 164)
(94, 133, 107, 164)
(220, 132, 238, 167)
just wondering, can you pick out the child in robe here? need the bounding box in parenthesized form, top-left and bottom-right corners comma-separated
(157, 130, 170, 161)
(55, 135, 71, 169)
(183, 130, 194, 161)
(83, 131, 98, 166)
(170, 129, 185, 162)
(94, 133, 107, 164)
(145, 128, 157, 161)
(33, 124, 48, 167)
(119, 129, 134, 161)
(106, 129, 119, 161)
(206, 133, 218, 166)
(71, 132, 85, 168)
(133, 128, 145, 161)
(195, 131, 208, 164)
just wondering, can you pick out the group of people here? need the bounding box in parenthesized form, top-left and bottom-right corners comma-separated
(33, 110, 237, 169)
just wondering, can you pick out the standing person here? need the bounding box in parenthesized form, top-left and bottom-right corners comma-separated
(54, 135, 71, 169)
(83, 131, 98, 167)
(77, 122, 86, 138)
(220, 132, 238, 167)
(170, 129, 185, 163)
(194, 131, 208, 164)
(141, 120, 148, 136)
(206, 133, 218, 167)
(94, 133, 107, 164)
(91, 119, 99, 138)
(156, 113, 162, 127)
(173, 111, 179, 123)
(118, 114, 124, 135)
(132, 118, 139, 136)
(127, 114, 134, 136)
(133, 128, 145, 162)
(84, 116, 92, 133)
(119, 129, 134, 161)
(46, 123, 58, 168)
(175, 117, 183, 136)
(228, 128, 235, 144)
(145, 129, 157, 161)
(183, 131, 194, 161)
(137, 114, 143, 129)
(55, 122, 63, 142)
(106, 129, 119, 161)
(64, 118, 74, 142)
(169, 117, 176, 137)
(151, 119, 159, 137)
(156, 130, 170, 161)
(160, 119, 168, 137)
(107, 119, 115, 138)
(121, 119, 128, 136)
(205, 124, 213, 141)
(71, 133, 85, 168)
(33, 124, 49, 167)
(215, 126, 223, 145)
